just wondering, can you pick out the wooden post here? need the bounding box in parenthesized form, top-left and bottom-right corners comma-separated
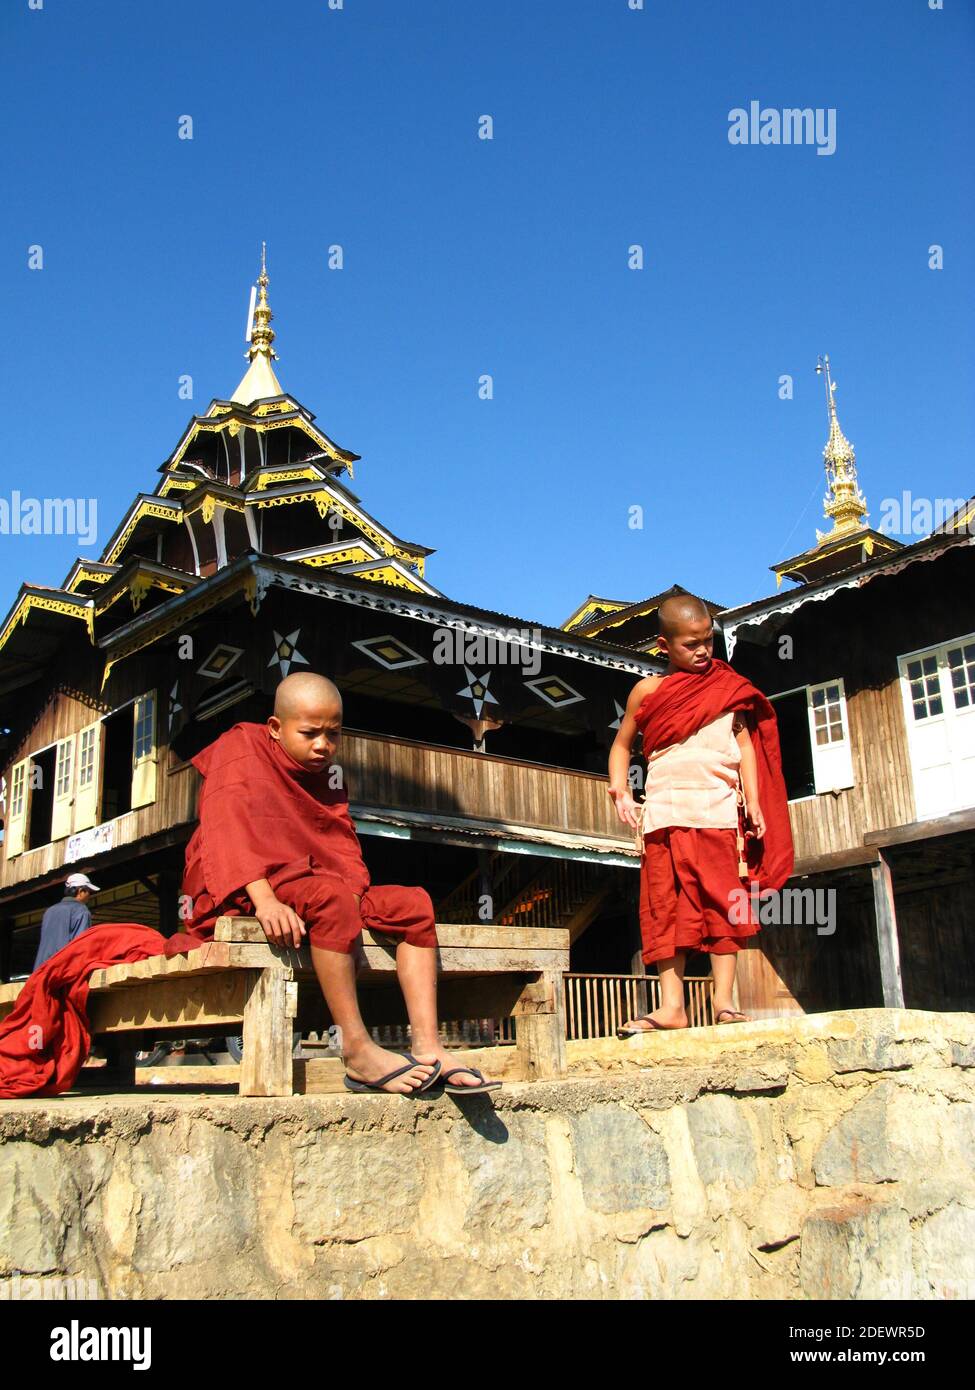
(514, 970, 566, 1080)
(239, 968, 297, 1097)
(871, 849, 904, 1008)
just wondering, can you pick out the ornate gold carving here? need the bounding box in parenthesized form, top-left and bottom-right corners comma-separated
(0, 594, 94, 654)
(101, 575, 250, 688)
(354, 565, 426, 593)
(65, 566, 112, 592)
(252, 467, 320, 492)
(300, 547, 370, 567)
(105, 501, 180, 564)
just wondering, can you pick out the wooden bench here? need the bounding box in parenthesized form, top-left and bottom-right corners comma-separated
(1, 918, 569, 1097)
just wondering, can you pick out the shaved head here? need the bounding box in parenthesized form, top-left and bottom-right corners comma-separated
(273, 671, 342, 720)
(269, 672, 343, 771)
(658, 595, 711, 641)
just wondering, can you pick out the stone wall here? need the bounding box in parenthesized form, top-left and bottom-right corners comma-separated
(1, 1009, 973, 1299)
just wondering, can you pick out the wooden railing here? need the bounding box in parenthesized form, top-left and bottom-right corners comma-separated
(342, 728, 626, 841)
(438, 856, 611, 932)
(497, 858, 606, 929)
(436, 854, 523, 924)
(564, 973, 715, 1041)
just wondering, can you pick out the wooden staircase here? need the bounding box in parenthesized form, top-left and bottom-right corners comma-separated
(437, 854, 614, 944)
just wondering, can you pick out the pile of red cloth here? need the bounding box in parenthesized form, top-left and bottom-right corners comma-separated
(0, 923, 202, 1100)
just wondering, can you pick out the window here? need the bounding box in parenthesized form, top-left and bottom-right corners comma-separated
(55, 739, 73, 798)
(134, 693, 155, 761)
(78, 726, 97, 788)
(906, 653, 943, 721)
(898, 635, 975, 818)
(10, 761, 25, 819)
(101, 705, 136, 821)
(946, 641, 975, 711)
(810, 683, 845, 745)
(27, 747, 56, 850)
(771, 677, 855, 801)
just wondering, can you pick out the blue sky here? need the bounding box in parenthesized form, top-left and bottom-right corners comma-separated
(2, 0, 973, 627)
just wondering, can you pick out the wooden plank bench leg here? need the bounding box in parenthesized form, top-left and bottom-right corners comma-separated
(514, 970, 566, 1081)
(239, 969, 297, 1098)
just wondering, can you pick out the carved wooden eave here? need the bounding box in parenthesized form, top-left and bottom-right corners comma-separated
(561, 595, 632, 632)
(100, 495, 184, 566)
(62, 560, 119, 594)
(722, 527, 975, 658)
(160, 394, 359, 484)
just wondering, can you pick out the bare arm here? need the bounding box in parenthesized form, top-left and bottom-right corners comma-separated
(246, 878, 306, 949)
(733, 715, 765, 839)
(246, 877, 363, 950)
(608, 676, 663, 828)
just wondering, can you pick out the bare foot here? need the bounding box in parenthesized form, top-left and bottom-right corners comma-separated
(621, 1004, 688, 1032)
(343, 1039, 437, 1093)
(410, 1041, 496, 1088)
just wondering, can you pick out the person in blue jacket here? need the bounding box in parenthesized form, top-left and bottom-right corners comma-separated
(33, 872, 100, 971)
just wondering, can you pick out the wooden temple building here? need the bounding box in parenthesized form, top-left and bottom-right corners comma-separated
(0, 254, 654, 1019)
(1, 262, 970, 1039)
(565, 357, 975, 1016)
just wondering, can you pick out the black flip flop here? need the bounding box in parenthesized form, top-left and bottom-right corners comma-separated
(439, 1066, 502, 1095)
(343, 1054, 441, 1095)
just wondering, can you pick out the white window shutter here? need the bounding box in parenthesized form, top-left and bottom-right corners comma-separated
(807, 679, 855, 793)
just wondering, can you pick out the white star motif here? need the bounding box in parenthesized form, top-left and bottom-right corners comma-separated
(457, 666, 499, 719)
(268, 628, 309, 679)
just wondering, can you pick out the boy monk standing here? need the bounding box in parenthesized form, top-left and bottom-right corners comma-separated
(182, 671, 499, 1094)
(608, 595, 793, 1032)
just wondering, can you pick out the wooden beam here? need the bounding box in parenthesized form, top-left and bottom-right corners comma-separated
(791, 846, 880, 877)
(871, 848, 904, 1008)
(214, 916, 569, 952)
(863, 806, 975, 849)
(87, 970, 255, 1033)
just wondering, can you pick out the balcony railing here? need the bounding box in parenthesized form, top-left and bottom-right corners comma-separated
(564, 972, 715, 1040)
(342, 728, 627, 842)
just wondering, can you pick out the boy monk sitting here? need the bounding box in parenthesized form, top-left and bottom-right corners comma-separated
(608, 595, 793, 1032)
(181, 671, 499, 1094)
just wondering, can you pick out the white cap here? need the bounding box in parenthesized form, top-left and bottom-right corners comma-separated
(65, 872, 100, 892)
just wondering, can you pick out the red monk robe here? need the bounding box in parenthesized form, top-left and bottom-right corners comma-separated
(636, 657, 794, 892)
(181, 722, 437, 953)
(0, 923, 201, 1100)
(634, 657, 794, 963)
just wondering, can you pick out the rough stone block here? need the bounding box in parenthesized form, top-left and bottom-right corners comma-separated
(686, 1093, 757, 1189)
(569, 1104, 670, 1213)
(799, 1202, 913, 1299)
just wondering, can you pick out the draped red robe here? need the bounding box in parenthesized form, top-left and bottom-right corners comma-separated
(0, 924, 200, 1100)
(635, 657, 794, 892)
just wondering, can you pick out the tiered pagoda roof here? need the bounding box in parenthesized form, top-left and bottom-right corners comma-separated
(0, 249, 438, 695)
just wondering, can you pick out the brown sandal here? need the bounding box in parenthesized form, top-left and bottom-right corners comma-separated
(715, 1008, 750, 1024)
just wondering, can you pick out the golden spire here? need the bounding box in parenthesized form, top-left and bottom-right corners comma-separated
(814, 354, 868, 545)
(231, 243, 284, 405)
